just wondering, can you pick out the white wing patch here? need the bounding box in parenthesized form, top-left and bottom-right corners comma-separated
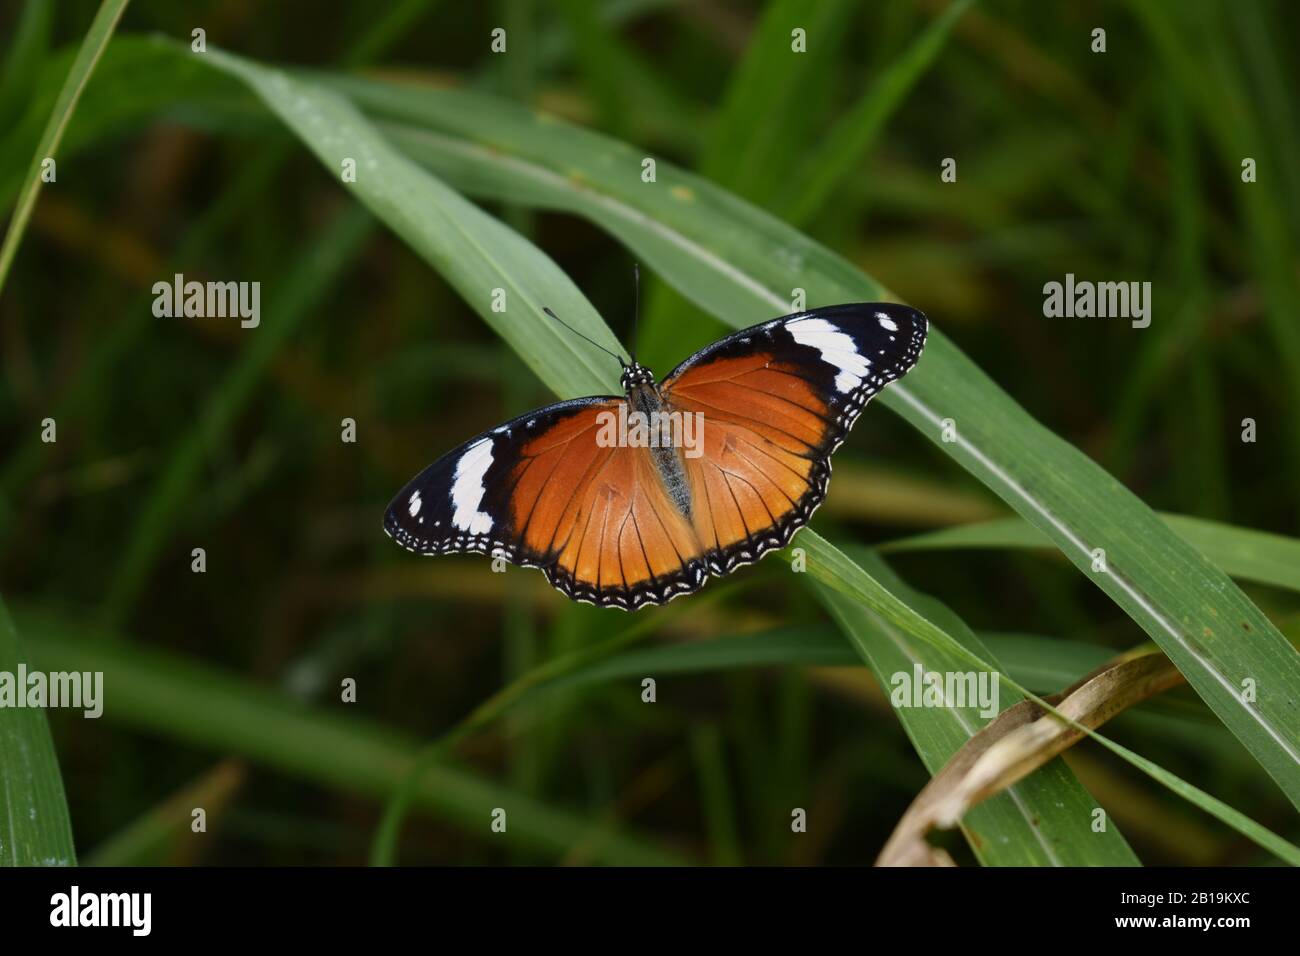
(450, 438, 495, 535)
(787, 317, 871, 393)
(408, 490, 422, 517)
(877, 313, 899, 332)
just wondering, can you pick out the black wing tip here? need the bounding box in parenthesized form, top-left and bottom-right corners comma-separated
(850, 299, 927, 325)
(804, 301, 928, 341)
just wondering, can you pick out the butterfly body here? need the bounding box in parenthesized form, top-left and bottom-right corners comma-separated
(386, 302, 927, 609)
(618, 366, 696, 518)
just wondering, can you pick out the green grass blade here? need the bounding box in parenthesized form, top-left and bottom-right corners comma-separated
(0, 0, 129, 299)
(0, 597, 77, 866)
(881, 513, 1300, 595)
(327, 80, 1300, 808)
(16, 605, 684, 866)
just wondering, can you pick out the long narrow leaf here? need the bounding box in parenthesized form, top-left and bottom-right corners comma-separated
(0, 597, 77, 866)
(0, 0, 129, 298)
(882, 513, 1300, 595)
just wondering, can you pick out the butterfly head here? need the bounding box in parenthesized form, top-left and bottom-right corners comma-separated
(619, 361, 656, 392)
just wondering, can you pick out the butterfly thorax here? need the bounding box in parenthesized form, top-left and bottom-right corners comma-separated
(623, 368, 694, 519)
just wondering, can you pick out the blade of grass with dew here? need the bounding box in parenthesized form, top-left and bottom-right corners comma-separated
(880, 514, 1300, 596)
(814, 548, 1138, 865)
(101, 205, 376, 626)
(0, 596, 77, 866)
(319, 78, 1300, 808)
(0, 0, 129, 299)
(16, 605, 684, 866)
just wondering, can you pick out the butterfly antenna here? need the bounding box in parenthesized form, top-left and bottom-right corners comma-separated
(631, 262, 640, 363)
(542, 306, 627, 368)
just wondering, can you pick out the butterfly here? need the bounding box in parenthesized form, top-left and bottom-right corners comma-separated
(385, 301, 927, 609)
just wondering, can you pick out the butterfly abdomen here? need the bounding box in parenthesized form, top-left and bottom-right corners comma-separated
(629, 382, 693, 518)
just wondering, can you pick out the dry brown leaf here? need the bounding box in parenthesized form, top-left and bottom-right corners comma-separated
(877, 651, 1185, 866)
